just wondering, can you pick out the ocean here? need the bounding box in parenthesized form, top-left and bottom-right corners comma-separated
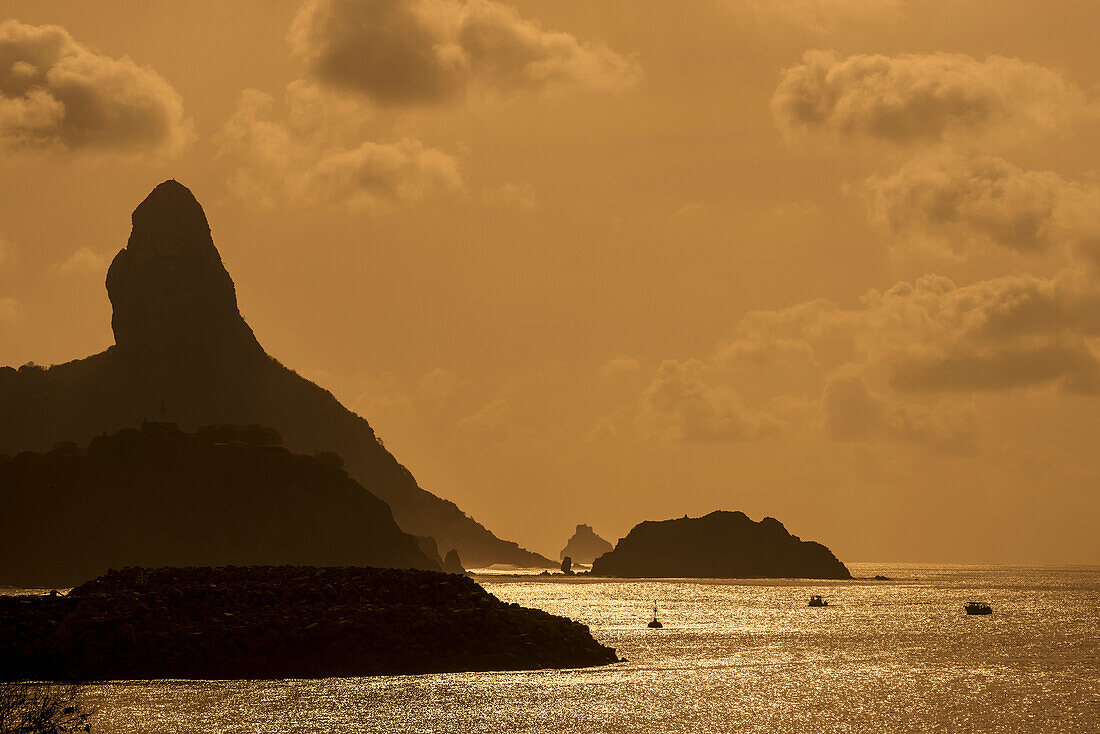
(13, 563, 1100, 732)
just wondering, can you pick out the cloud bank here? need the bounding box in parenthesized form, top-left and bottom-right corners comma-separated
(608, 269, 1100, 448)
(0, 20, 190, 154)
(733, 270, 1100, 395)
(772, 50, 1088, 145)
(289, 0, 639, 105)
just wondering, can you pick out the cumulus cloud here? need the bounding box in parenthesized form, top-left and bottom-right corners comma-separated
(289, 0, 639, 105)
(772, 50, 1089, 145)
(0, 19, 191, 154)
(636, 359, 783, 443)
(721, 0, 908, 33)
(864, 153, 1100, 266)
(221, 85, 461, 210)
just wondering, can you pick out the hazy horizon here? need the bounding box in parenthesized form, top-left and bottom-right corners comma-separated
(2, 0, 1099, 566)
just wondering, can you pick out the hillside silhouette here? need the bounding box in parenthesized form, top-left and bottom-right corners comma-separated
(590, 511, 851, 579)
(0, 181, 551, 569)
(0, 423, 437, 587)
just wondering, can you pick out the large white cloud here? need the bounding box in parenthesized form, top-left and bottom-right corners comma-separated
(864, 153, 1100, 267)
(0, 20, 191, 154)
(772, 50, 1089, 145)
(289, 0, 639, 105)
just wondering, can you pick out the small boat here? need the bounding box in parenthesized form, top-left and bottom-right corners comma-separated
(648, 602, 663, 628)
(965, 601, 992, 615)
(808, 595, 828, 607)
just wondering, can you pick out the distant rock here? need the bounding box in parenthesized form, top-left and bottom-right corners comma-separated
(0, 181, 553, 569)
(0, 566, 619, 681)
(414, 536, 447, 570)
(560, 556, 573, 575)
(559, 524, 613, 564)
(590, 511, 851, 579)
(0, 423, 437, 587)
(442, 549, 465, 575)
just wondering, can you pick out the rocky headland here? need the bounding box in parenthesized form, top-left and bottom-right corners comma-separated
(0, 566, 619, 681)
(0, 181, 552, 569)
(559, 524, 613, 564)
(590, 511, 851, 579)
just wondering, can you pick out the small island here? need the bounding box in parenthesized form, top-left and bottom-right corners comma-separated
(559, 524, 614, 564)
(590, 511, 851, 579)
(0, 566, 620, 681)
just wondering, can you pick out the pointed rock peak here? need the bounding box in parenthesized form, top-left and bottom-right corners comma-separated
(107, 180, 258, 358)
(130, 180, 209, 248)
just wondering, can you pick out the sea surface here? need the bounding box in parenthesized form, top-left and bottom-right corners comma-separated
(12, 563, 1100, 732)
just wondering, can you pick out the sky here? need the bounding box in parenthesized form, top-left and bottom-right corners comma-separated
(1, 0, 1098, 564)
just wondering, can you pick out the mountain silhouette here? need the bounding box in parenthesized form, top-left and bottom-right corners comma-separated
(0, 180, 552, 568)
(0, 423, 438, 587)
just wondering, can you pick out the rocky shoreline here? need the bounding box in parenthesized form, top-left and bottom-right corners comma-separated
(0, 566, 619, 681)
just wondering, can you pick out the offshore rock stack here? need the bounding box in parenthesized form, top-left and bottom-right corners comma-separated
(0, 566, 619, 681)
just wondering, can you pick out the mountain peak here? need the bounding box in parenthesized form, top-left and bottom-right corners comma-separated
(106, 180, 258, 358)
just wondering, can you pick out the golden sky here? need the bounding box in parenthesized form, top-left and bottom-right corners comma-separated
(2, 0, 1098, 563)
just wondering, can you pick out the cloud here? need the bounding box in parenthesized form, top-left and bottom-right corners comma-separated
(599, 356, 641, 377)
(455, 397, 512, 445)
(675, 201, 707, 217)
(482, 182, 537, 211)
(221, 85, 461, 210)
(418, 367, 456, 405)
(772, 50, 1089, 146)
(289, 0, 639, 105)
(636, 359, 783, 443)
(0, 19, 191, 154)
(352, 372, 414, 417)
(0, 296, 21, 323)
(822, 372, 975, 451)
(721, 0, 908, 33)
(585, 415, 621, 445)
(607, 268, 1099, 452)
(59, 247, 110, 274)
(729, 270, 1100, 395)
(863, 153, 1100, 267)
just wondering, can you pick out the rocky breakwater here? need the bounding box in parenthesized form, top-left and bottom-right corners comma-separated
(0, 566, 619, 681)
